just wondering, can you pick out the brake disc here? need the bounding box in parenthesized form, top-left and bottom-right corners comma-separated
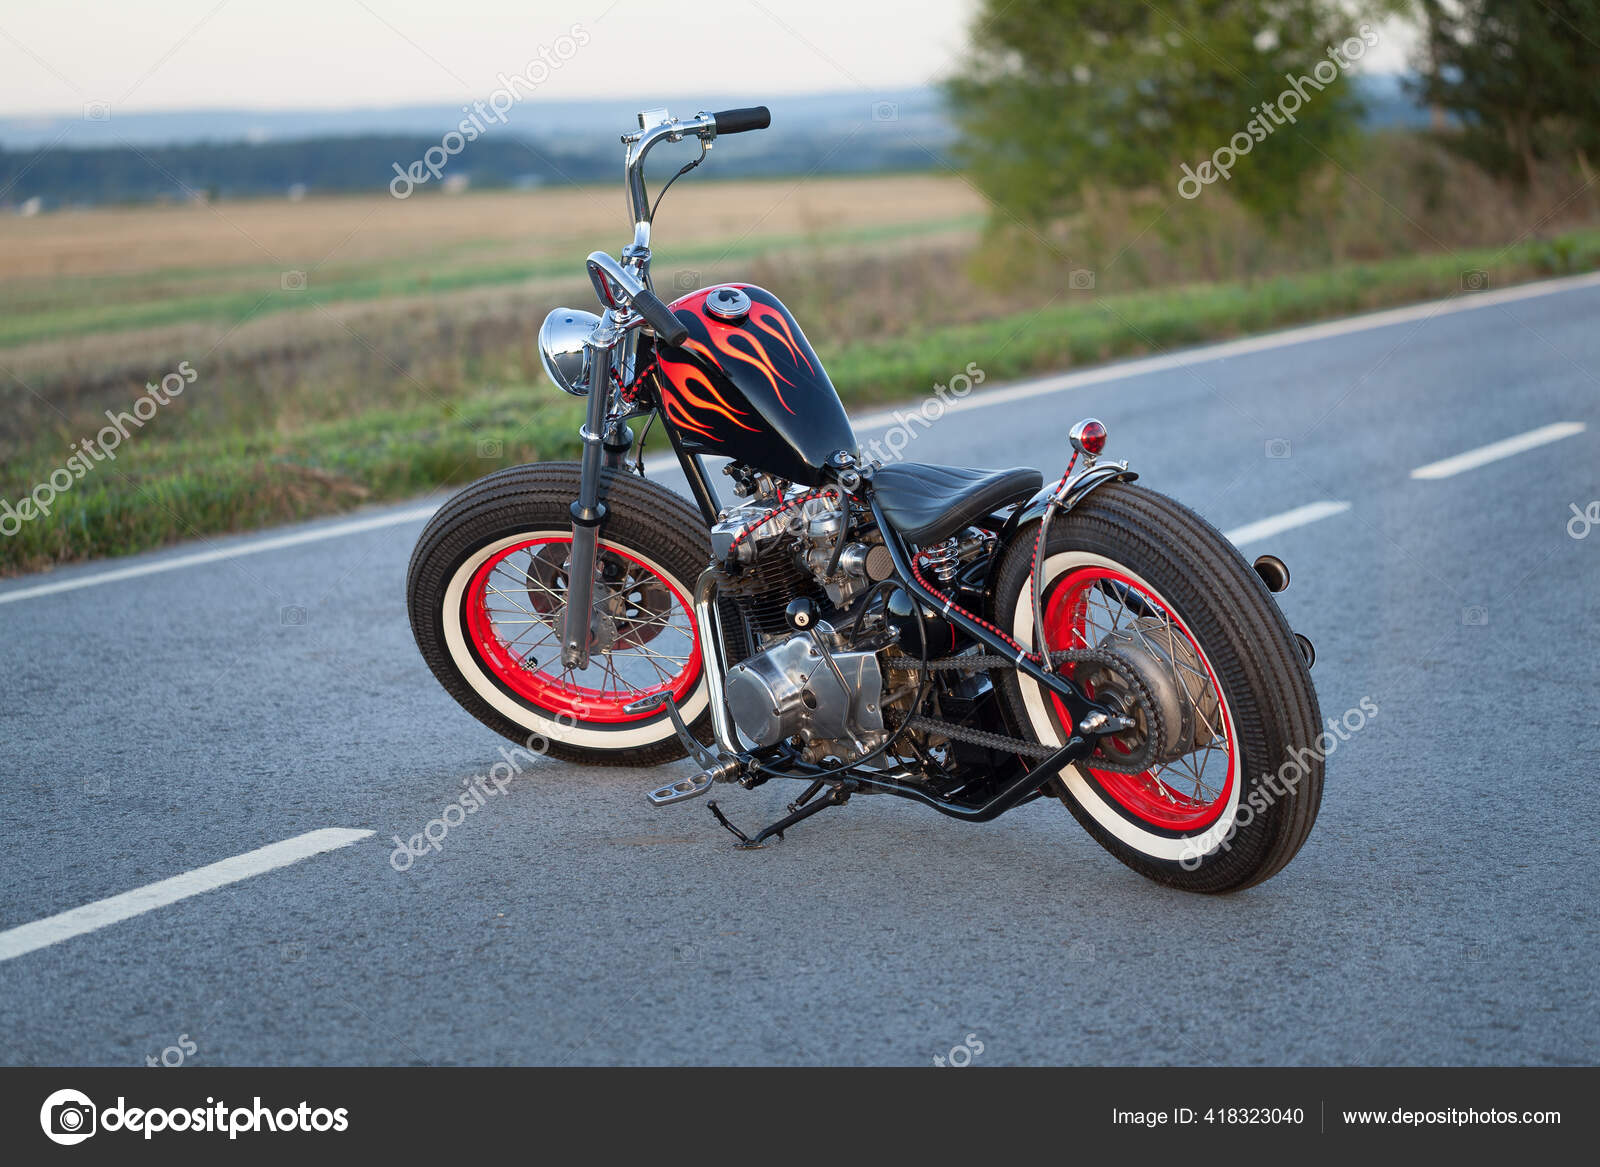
(606, 567, 673, 651)
(522, 543, 569, 616)
(520, 548, 674, 658)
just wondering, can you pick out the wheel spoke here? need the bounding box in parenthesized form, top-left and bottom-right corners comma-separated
(483, 585, 539, 616)
(1048, 564, 1234, 830)
(466, 537, 701, 721)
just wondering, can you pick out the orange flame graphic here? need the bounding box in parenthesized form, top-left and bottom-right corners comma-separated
(655, 352, 760, 441)
(747, 301, 814, 377)
(700, 322, 796, 413)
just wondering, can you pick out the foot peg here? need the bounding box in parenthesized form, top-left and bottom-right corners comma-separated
(646, 772, 715, 806)
(644, 754, 746, 808)
(628, 690, 750, 807)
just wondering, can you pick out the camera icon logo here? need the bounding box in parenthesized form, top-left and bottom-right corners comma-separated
(871, 100, 899, 122)
(280, 605, 307, 626)
(1068, 268, 1095, 290)
(40, 1089, 97, 1145)
(1265, 438, 1292, 459)
(280, 270, 308, 292)
(1460, 269, 1489, 292)
(672, 269, 702, 292)
(83, 102, 111, 123)
(1461, 605, 1488, 626)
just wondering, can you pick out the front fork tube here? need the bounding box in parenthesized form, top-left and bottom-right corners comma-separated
(560, 330, 634, 669)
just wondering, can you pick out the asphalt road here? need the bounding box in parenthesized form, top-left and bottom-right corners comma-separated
(2, 274, 1596, 1066)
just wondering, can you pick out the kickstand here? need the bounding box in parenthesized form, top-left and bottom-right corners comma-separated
(708, 785, 851, 851)
(787, 780, 826, 814)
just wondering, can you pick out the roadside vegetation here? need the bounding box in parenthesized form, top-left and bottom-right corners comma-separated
(4, 1, 1599, 575)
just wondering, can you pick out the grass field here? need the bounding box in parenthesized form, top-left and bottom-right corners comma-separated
(0, 174, 982, 343)
(4, 142, 1599, 576)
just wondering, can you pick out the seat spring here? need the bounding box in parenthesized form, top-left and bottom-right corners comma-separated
(921, 536, 960, 584)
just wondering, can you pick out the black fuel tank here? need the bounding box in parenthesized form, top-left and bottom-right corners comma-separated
(650, 284, 857, 486)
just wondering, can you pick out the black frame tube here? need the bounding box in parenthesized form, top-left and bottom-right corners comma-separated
(849, 735, 1088, 821)
(662, 413, 722, 526)
(867, 491, 1111, 729)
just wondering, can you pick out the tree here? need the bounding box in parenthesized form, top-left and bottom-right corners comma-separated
(946, 0, 1385, 225)
(1414, 0, 1600, 184)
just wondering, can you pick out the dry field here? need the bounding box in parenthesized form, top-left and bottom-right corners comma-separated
(0, 173, 983, 280)
(0, 173, 984, 440)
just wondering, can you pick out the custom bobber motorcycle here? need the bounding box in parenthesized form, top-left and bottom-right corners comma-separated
(407, 105, 1324, 892)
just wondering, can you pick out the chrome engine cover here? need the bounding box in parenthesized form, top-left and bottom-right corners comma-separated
(725, 635, 885, 748)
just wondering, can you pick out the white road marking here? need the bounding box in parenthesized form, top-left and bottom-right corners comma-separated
(0, 506, 441, 606)
(0, 828, 373, 964)
(5, 269, 1597, 607)
(1408, 421, 1587, 480)
(1225, 501, 1352, 547)
(850, 270, 1600, 432)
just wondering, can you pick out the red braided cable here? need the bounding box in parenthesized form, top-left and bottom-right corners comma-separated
(611, 354, 659, 404)
(909, 545, 1034, 659)
(1026, 450, 1077, 639)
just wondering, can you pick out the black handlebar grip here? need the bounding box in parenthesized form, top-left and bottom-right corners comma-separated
(632, 288, 689, 346)
(711, 106, 771, 135)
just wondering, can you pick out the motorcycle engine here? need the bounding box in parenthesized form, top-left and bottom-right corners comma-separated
(710, 477, 898, 761)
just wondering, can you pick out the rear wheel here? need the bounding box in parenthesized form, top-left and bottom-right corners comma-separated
(407, 462, 715, 765)
(989, 483, 1323, 892)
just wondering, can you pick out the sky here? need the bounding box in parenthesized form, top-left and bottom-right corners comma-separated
(0, 1, 1418, 117)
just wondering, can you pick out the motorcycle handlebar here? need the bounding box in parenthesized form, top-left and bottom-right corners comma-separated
(710, 106, 770, 135)
(631, 288, 689, 346)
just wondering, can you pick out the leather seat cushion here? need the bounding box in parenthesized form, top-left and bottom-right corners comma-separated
(872, 462, 1043, 546)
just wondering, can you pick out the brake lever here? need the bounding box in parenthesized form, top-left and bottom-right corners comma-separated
(622, 691, 719, 770)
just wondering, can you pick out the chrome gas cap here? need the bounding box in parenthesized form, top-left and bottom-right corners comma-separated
(704, 285, 751, 322)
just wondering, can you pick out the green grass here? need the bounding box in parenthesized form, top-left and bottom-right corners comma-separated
(823, 230, 1600, 401)
(4, 226, 1598, 576)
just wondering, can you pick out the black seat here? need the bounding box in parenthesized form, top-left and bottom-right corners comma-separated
(871, 462, 1043, 546)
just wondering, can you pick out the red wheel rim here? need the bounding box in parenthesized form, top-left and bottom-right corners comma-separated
(1042, 565, 1234, 831)
(463, 536, 701, 724)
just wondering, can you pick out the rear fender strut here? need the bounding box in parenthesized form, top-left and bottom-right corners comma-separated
(997, 462, 1139, 545)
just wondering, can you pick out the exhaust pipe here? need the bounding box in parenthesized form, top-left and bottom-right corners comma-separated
(693, 567, 746, 758)
(1249, 555, 1310, 666)
(1253, 554, 1290, 593)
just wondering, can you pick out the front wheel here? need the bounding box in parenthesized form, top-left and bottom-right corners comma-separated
(989, 483, 1324, 892)
(407, 462, 715, 765)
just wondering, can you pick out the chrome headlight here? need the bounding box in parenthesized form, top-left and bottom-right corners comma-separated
(538, 307, 600, 397)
